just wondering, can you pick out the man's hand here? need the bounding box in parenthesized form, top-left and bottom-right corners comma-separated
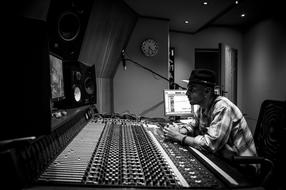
(174, 122, 194, 135)
(163, 124, 185, 142)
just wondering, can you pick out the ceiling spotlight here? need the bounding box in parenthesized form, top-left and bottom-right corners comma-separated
(184, 20, 190, 24)
(240, 13, 246, 18)
(203, 1, 208, 5)
(235, 0, 239, 4)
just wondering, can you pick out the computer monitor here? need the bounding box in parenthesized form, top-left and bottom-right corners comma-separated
(164, 89, 199, 117)
(49, 53, 65, 102)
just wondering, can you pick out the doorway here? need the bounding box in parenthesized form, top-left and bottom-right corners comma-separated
(219, 43, 237, 105)
(195, 44, 238, 105)
(195, 48, 220, 85)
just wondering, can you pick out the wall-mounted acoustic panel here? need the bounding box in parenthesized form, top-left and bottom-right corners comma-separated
(1, 17, 51, 141)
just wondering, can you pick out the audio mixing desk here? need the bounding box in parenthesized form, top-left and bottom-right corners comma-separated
(23, 117, 262, 190)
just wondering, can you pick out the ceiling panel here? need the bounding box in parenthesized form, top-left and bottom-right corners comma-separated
(123, 0, 283, 33)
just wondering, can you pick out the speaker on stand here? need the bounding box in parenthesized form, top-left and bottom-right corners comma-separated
(54, 61, 96, 109)
(47, 0, 95, 109)
(80, 62, 97, 105)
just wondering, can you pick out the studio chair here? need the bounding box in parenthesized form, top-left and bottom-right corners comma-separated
(232, 99, 286, 190)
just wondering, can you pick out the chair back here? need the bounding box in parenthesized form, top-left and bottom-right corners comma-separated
(254, 99, 286, 189)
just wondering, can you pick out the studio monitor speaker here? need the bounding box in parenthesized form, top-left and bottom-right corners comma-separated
(54, 61, 96, 109)
(47, 0, 93, 60)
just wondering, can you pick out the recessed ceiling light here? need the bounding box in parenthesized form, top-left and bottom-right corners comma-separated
(184, 20, 190, 24)
(203, 1, 208, 5)
(235, 0, 239, 4)
(240, 13, 246, 18)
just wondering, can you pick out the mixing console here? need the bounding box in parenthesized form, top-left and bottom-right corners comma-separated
(37, 117, 241, 189)
(149, 127, 222, 188)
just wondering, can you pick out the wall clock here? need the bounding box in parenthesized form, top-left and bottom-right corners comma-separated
(140, 38, 159, 57)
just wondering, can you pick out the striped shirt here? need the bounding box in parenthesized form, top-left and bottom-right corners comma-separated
(189, 96, 257, 159)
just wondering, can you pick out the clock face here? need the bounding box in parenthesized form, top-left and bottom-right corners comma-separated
(141, 39, 159, 56)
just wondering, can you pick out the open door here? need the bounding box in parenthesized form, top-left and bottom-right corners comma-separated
(219, 43, 237, 105)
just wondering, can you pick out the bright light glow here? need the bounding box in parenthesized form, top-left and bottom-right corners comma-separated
(240, 13, 246, 17)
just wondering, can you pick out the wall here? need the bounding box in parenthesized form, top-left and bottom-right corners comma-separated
(170, 27, 245, 123)
(170, 19, 286, 132)
(113, 18, 169, 118)
(79, 0, 137, 114)
(114, 22, 243, 119)
(170, 28, 243, 91)
(113, 17, 286, 133)
(241, 19, 286, 131)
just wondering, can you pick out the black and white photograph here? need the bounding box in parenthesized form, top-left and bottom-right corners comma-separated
(1, 0, 285, 190)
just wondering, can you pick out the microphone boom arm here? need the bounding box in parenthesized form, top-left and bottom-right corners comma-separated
(125, 58, 186, 90)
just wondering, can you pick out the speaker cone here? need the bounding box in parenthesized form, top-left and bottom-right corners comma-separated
(73, 85, 81, 102)
(84, 77, 95, 95)
(58, 11, 80, 41)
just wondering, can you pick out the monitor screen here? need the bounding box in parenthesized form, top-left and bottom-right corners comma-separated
(164, 89, 198, 117)
(49, 53, 65, 101)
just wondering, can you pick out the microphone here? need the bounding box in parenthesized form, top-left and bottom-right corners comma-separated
(121, 49, 127, 70)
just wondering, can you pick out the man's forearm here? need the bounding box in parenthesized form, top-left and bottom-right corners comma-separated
(181, 135, 196, 146)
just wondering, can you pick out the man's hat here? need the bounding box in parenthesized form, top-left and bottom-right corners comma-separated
(188, 69, 216, 86)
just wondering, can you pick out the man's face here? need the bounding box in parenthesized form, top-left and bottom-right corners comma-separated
(186, 83, 206, 105)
